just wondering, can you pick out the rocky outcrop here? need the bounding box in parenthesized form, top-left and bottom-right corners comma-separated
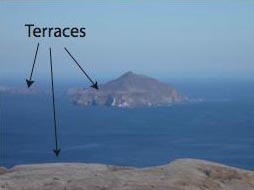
(67, 71, 187, 108)
(0, 159, 253, 190)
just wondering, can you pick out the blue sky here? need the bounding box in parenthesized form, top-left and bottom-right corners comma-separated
(0, 1, 254, 82)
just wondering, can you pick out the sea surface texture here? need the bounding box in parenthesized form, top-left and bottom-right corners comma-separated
(1, 80, 253, 169)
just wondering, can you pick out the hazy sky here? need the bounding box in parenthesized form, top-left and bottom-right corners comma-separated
(1, 1, 254, 82)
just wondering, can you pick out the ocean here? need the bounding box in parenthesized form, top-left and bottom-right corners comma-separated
(1, 80, 254, 169)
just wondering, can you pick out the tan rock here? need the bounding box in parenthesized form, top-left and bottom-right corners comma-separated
(0, 159, 253, 190)
(0, 167, 7, 175)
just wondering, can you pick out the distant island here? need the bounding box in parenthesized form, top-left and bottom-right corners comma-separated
(67, 71, 187, 108)
(0, 85, 41, 95)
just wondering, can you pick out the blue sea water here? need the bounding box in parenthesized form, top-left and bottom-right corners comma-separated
(1, 80, 254, 169)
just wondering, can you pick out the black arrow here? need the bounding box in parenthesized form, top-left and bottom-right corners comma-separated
(26, 43, 40, 88)
(49, 48, 61, 157)
(64, 47, 99, 90)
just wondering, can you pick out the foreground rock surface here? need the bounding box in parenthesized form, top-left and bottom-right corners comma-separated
(0, 159, 254, 190)
(67, 71, 186, 108)
(0, 168, 7, 175)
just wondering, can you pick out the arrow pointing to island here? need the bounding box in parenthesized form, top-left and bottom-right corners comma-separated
(26, 43, 40, 88)
(64, 47, 99, 90)
(49, 48, 61, 157)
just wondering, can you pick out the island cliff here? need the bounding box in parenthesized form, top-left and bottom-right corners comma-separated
(67, 71, 187, 108)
